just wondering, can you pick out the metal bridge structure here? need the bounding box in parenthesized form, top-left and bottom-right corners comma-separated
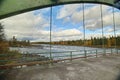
(0, 0, 120, 69)
(0, 0, 120, 19)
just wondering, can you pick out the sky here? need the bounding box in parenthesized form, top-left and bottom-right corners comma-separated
(0, 3, 120, 42)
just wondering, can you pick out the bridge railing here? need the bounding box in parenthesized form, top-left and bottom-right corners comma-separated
(0, 48, 120, 68)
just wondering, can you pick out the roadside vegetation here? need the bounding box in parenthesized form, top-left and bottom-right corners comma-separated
(0, 23, 50, 67)
(0, 23, 21, 66)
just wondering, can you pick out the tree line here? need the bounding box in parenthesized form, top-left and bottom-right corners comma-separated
(51, 36, 120, 48)
(9, 36, 31, 47)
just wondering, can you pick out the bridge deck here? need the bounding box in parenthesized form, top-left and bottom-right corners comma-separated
(2, 54, 120, 80)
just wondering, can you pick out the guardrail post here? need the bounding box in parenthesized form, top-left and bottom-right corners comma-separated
(104, 49, 106, 56)
(111, 48, 112, 55)
(96, 50, 98, 58)
(25, 53, 27, 62)
(84, 50, 87, 58)
(103, 49, 106, 56)
(70, 52, 72, 61)
(116, 49, 118, 54)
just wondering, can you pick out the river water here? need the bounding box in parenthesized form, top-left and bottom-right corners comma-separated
(10, 44, 120, 60)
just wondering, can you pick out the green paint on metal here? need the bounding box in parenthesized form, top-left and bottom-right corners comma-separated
(0, 0, 119, 19)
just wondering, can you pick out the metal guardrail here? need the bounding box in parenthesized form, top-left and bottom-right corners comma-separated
(0, 48, 120, 69)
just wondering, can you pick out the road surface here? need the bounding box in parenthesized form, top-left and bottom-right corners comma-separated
(2, 54, 120, 80)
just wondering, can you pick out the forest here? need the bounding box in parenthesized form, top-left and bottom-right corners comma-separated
(9, 36, 31, 47)
(51, 36, 120, 48)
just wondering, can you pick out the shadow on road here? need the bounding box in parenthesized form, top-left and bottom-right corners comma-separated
(116, 72, 120, 80)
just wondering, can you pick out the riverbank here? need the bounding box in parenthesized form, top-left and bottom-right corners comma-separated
(1, 54, 120, 80)
(50, 44, 120, 49)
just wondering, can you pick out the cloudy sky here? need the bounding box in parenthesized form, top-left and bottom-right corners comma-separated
(0, 3, 120, 42)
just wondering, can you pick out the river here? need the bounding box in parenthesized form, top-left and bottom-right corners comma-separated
(10, 44, 120, 60)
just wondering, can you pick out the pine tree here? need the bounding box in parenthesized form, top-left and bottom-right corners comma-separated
(0, 23, 5, 41)
(0, 23, 21, 65)
(0, 23, 9, 53)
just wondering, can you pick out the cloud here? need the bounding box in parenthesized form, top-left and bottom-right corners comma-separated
(48, 28, 82, 41)
(57, 4, 110, 22)
(0, 10, 50, 41)
(0, 10, 83, 42)
(0, 4, 119, 42)
(57, 4, 82, 19)
(57, 4, 120, 31)
(85, 11, 120, 31)
(53, 28, 82, 37)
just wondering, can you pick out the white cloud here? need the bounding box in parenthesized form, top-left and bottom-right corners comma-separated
(85, 11, 120, 31)
(0, 4, 119, 42)
(57, 4, 81, 19)
(53, 28, 82, 37)
(57, 4, 120, 31)
(51, 28, 83, 41)
(0, 10, 83, 42)
(105, 28, 114, 33)
(57, 4, 110, 23)
(0, 11, 50, 41)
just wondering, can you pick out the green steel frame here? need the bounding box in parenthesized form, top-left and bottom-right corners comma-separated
(0, 0, 119, 19)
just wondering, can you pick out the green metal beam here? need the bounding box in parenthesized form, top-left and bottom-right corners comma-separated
(0, 0, 119, 19)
